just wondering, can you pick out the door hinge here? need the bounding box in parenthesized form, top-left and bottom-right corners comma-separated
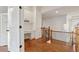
(19, 45, 22, 48)
(19, 25, 22, 29)
(19, 6, 22, 9)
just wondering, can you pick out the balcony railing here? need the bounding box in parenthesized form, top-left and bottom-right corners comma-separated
(41, 26, 79, 52)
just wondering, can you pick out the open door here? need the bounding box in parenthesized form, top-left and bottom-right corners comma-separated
(8, 6, 20, 52)
(8, 6, 24, 52)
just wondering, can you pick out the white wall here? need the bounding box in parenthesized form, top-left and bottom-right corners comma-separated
(24, 7, 33, 33)
(24, 22, 32, 33)
(31, 7, 42, 39)
(42, 15, 70, 42)
(67, 11, 79, 32)
(24, 7, 42, 39)
(43, 15, 66, 31)
(0, 17, 1, 39)
(0, 13, 8, 46)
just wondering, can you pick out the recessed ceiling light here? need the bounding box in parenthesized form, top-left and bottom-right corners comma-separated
(56, 10, 59, 14)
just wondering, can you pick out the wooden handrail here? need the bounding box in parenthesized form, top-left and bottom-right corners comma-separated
(41, 27, 79, 35)
(51, 30, 79, 35)
(52, 30, 72, 33)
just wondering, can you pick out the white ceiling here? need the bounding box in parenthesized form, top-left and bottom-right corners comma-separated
(0, 6, 8, 13)
(41, 6, 79, 19)
(41, 6, 62, 13)
(23, 6, 79, 19)
(23, 6, 33, 12)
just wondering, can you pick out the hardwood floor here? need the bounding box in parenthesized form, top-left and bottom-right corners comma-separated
(24, 38, 73, 52)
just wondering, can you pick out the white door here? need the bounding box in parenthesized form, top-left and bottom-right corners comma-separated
(8, 6, 20, 52)
(8, 6, 24, 52)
